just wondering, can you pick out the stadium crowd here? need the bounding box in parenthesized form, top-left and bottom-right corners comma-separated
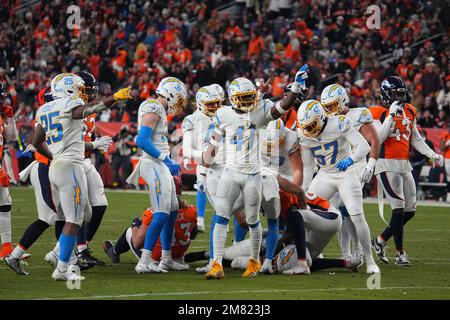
(0, 0, 449, 189)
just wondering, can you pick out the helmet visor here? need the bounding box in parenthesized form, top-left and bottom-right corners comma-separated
(203, 99, 222, 116)
(299, 118, 322, 137)
(231, 91, 257, 112)
(322, 100, 340, 115)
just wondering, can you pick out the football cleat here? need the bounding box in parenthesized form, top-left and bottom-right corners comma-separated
(52, 266, 85, 281)
(103, 240, 120, 263)
(0, 242, 13, 260)
(5, 254, 29, 275)
(242, 258, 261, 278)
(44, 251, 59, 268)
(77, 247, 105, 266)
(395, 251, 411, 267)
(282, 260, 310, 275)
(366, 262, 381, 274)
(197, 217, 205, 233)
(371, 237, 389, 264)
(135, 261, 167, 274)
(260, 258, 275, 274)
(195, 262, 212, 274)
(159, 258, 190, 271)
(205, 260, 224, 280)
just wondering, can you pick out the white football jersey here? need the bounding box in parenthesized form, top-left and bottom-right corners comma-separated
(299, 115, 354, 174)
(345, 107, 373, 131)
(181, 109, 225, 165)
(214, 99, 274, 174)
(35, 96, 85, 162)
(261, 128, 299, 180)
(137, 99, 169, 159)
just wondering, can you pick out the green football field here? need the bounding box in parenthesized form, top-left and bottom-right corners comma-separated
(1, 186, 449, 300)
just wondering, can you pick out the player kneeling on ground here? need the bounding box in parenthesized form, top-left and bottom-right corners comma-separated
(103, 176, 197, 268)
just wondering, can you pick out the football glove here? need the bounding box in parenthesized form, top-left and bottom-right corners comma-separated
(360, 158, 377, 183)
(336, 156, 354, 171)
(163, 156, 181, 176)
(92, 135, 113, 152)
(113, 87, 133, 101)
(431, 153, 444, 168)
(389, 101, 402, 116)
(291, 64, 309, 93)
(0, 168, 10, 188)
(183, 158, 192, 171)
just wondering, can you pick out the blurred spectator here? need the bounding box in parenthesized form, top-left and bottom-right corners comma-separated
(111, 125, 135, 188)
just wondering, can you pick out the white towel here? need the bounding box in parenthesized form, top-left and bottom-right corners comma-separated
(126, 160, 141, 187)
(19, 160, 38, 182)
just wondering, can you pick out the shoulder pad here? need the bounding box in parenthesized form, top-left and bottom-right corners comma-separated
(140, 99, 163, 114)
(337, 115, 351, 133)
(181, 115, 194, 133)
(356, 108, 373, 124)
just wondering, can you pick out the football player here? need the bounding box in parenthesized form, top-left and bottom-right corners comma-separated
(320, 84, 380, 262)
(440, 123, 450, 201)
(0, 82, 17, 260)
(129, 77, 187, 273)
(103, 176, 197, 266)
(23, 73, 131, 281)
(202, 64, 309, 279)
(182, 85, 223, 232)
(370, 76, 444, 266)
(75, 71, 112, 266)
(6, 87, 110, 275)
(298, 99, 379, 274)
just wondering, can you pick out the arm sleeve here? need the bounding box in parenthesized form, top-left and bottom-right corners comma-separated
(136, 126, 165, 160)
(411, 120, 435, 158)
(263, 99, 275, 124)
(182, 130, 203, 162)
(345, 126, 371, 163)
(4, 117, 18, 141)
(373, 116, 393, 143)
(300, 147, 315, 190)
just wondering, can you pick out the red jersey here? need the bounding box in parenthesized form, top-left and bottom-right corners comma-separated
(141, 206, 198, 260)
(369, 103, 417, 160)
(279, 191, 330, 220)
(441, 132, 450, 159)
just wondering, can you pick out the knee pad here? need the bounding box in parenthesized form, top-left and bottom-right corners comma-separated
(0, 205, 11, 212)
(246, 213, 259, 226)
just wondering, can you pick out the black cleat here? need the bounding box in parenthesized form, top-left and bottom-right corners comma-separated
(77, 248, 106, 266)
(103, 240, 120, 264)
(371, 238, 389, 264)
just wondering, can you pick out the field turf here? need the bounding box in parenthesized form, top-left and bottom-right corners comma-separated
(1, 187, 449, 300)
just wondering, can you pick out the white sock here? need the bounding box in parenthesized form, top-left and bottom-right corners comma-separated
(351, 214, 375, 265)
(12, 245, 25, 259)
(53, 241, 60, 256)
(213, 223, 227, 264)
(377, 235, 386, 245)
(57, 260, 69, 273)
(248, 223, 262, 261)
(77, 243, 88, 252)
(140, 249, 152, 265)
(161, 250, 171, 260)
(339, 219, 351, 258)
(346, 218, 361, 253)
(0, 211, 11, 243)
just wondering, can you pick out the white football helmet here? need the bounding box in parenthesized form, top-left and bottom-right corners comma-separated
(210, 83, 226, 101)
(263, 119, 287, 152)
(196, 85, 222, 117)
(50, 73, 86, 102)
(156, 77, 187, 115)
(297, 99, 327, 138)
(227, 77, 258, 113)
(320, 84, 349, 115)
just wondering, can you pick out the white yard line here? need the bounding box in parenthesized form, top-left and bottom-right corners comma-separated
(34, 286, 450, 300)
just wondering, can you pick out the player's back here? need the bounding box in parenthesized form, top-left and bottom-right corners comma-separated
(299, 115, 352, 173)
(215, 100, 273, 174)
(35, 96, 85, 162)
(137, 98, 169, 160)
(261, 127, 299, 179)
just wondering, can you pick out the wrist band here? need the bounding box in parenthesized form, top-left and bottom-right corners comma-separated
(275, 102, 286, 115)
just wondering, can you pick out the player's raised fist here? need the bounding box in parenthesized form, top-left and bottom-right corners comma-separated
(113, 87, 133, 101)
(291, 64, 309, 93)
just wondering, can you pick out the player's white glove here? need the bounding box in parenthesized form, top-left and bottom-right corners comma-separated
(183, 158, 192, 171)
(360, 158, 377, 184)
(92, 135, 113, 152)
(389, 101, 402, 116)
(194, 181, 205, 193)
(430, 153, 444, 167)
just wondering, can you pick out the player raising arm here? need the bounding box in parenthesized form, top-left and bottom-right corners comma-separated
(27, 73, 131, 281)
(370, 76, 444, 266)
